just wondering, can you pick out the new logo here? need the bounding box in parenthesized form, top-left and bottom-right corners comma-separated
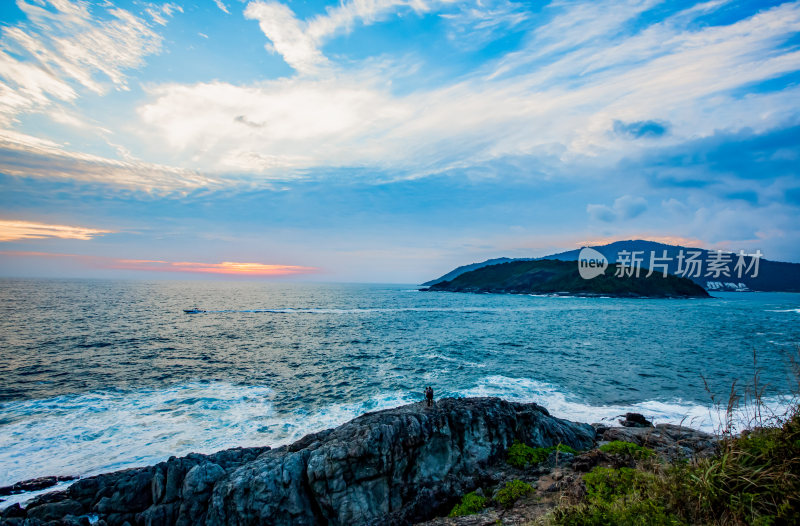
(578, 247, 608, 279)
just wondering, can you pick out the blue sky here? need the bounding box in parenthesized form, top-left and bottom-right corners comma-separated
(0, 0, 798, 282)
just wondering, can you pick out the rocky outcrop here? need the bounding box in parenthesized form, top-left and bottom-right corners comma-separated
(1, 398, 594, 526)
(618, 412, 653, 428)
(601, 423, 718, 460)
(0, 476, 78, 497)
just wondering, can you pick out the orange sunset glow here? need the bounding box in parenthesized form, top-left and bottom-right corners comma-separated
(0, 251, 317, 277)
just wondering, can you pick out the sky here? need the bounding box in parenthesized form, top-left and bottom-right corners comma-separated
(0, 0, 798, 283)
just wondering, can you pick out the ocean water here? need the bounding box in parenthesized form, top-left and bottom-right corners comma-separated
(1, 279, 799, 495)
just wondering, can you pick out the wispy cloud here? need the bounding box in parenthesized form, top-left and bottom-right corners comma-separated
(140, 0, 800, 179)
(213, 0, 231, 15)
(0, 0, 173, 125)
(244, 0, 446, 74)
(0, 251, 318, 276)
(0, 130, 221, 193)
(0, 220, 113, 242)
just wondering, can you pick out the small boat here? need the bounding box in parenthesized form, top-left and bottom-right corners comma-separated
(183, 307, 206, 314)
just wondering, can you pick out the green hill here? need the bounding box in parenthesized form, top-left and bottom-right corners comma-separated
(425, 259, 709, 298)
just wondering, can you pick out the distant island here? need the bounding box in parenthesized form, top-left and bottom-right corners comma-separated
(423, 239, 800, 292)
(424, 259, 710, 298)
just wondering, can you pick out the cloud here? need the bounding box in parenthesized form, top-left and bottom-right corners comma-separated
(0, 0, 172, 125)
(137, 0, 800, 180)
(244, 2, 327, 74)
(244, 0, 451, 74)
(0, 251, 318, 276)
(587, 195, 648, 222)
(440, 0, 529, 48)
(213, 0, 230, 15)
(0, 220, 113, 242)
(613, 119, 669, 139)
(0, 130, 221, 193)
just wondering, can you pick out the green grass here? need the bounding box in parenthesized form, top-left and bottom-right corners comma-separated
(495, 479, 534, 508)
(448, 491, 487, 517)
(507, 441, 578, 468)
(549, 403, 800, 525)
(599, 441, 655, 460)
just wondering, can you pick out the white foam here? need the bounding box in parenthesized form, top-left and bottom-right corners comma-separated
(0, 383, 414, 492)
(766, 308, 800, 313)
(457, 375, 794, 434)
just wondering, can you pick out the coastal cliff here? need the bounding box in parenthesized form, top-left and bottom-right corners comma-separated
(0, 398, 596, 526)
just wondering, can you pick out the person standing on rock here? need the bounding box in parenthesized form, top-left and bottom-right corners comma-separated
(425, 386, 434, 407)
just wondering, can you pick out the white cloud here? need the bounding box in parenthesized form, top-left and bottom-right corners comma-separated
(244, 0, 452, 74)
(213, 0, 231, 14)
(440, 0, 528, 48)
(0, 130, 221, 194)
(0, 0, 172, 124)
(137, 1, 800, 180)
(244, 2, 328, 74)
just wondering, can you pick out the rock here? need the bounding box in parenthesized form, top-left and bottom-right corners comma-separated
(0, 476, 78, 496)
(618, 413, 653, 428)
(546, 450, 574, 468)
(176, 462, 226, 525)
(25, 499, 84, 521)
(590, 422, 610, 435)
(571, 449, 629, 472)
(2, 398, 593, 526)
(10, 445, 270, 526)
(602, 423, 718, 460)
(0, 504, 25, 519)
(208, 397, 594, 526)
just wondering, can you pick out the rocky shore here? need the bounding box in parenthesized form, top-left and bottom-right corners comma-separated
(0, 398, 715, 526)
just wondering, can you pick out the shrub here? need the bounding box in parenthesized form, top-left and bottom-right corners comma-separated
(599, 440, 655, 460)
(448, 491, 487, 517)
(495, 479, 534, 508)
(506, 441, 578, 467)
(583, 467, 647, 504)
(550, 399, 800, 525)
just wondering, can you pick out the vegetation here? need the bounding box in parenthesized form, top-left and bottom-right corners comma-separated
(599, 440, 655, 460)
(427, 259, 709, 298)
(548, 350, 800, 526)
(448, 491, 487, 517)
(507, 441, 578, 468)
(496, 479, 534, 508)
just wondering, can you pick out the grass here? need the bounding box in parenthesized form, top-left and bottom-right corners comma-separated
(449, 491, 487, 517)
(507, 441, 578, 468)
(599, 441, 655, 460)
(546, 348, 800, 526)
(496, 479, 534, 508)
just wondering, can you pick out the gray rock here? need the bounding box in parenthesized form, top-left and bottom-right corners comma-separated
(0, 476, 78, 497)
(618, 413, 653, 428)
(602, 423, 718, 460)
(207, 397, 594, 525)
(2, 398, 594, 526)
(25, 499, 83, 521)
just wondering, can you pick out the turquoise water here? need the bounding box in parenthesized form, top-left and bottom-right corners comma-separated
(0, 279, 798, 489)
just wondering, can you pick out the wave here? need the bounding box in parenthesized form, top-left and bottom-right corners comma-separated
(456, 375, 795, 434)
(766, 308, 800, 313)
(0, 382, 414, 491)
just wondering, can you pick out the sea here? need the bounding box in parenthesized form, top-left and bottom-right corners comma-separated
(1, 279, 799, 504)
